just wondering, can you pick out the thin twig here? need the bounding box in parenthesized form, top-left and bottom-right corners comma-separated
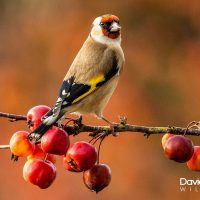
(0, 112, 26, 121)
(0, 145, 10, 149)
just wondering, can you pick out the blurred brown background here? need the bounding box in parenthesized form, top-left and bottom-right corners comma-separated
(0, 0, 200, 199)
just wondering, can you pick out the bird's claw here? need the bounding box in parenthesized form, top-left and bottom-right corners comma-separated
(64, 115, 83, 126)
(108, 123, 119, 137)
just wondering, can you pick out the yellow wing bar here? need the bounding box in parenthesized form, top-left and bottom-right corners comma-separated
(72, 74, 105, 104)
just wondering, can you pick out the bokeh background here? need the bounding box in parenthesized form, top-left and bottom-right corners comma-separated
(0, 0, 200, 199)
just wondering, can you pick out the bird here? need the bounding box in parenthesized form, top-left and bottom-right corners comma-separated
(27, 14, 125, 141)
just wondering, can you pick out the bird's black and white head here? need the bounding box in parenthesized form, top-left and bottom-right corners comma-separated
(91, 14, 121, 45)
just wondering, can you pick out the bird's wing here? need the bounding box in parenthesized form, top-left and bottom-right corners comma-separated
(48, 53, 120, 118)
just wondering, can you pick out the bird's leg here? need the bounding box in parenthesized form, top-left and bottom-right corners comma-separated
(100, 116, 117, 135)
(101, 116, 112, 125)
(64, 115, 83, 126)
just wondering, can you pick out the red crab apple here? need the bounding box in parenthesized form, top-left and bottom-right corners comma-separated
(83, 164, 112, 193)
(23, 158, 56, 189)
(27, 144, 56, 164)
(161, 133, 174, 148)
(27, 105, 50, 131)
(9, 130, 35, 157)
(187, 146, 200, 171)
(164, 135, 194, 163)
(65, 141, 97, 172)
(41, 127, 70, 155)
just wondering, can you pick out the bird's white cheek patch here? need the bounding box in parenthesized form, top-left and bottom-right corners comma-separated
(91, 26, 103, 37)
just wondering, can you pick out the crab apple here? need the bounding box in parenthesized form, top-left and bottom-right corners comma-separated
(27, 105, 50, 131)
(161, 133, 174, 148)
(65, 141, 97, 172)
(83, 164, 112, 193)
(187, 146, 200, 171)
(27, 144, 56, 164)
(41, 127, 70, 155)
(9, 131, 35, 157)
(164, 135, 194, 163)
(23, 158, 56, 189)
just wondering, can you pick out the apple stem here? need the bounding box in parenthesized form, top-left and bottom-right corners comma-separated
(44, 153, 48, 161)
(88, 132, 105, 144)
(97, 135, 106, 164)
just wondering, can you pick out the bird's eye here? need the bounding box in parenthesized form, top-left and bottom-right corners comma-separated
(100, 21, 113, 29)
(100, 22, 105, 27)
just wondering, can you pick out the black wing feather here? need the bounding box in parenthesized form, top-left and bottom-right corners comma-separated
(56, 54, 119, 110)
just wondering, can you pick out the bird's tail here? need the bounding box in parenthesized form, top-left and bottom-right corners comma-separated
(27, 122, 52, 141)
(27, 109, 60, 142)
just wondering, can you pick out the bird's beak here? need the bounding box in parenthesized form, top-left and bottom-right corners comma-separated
(110, 22, 121, 32)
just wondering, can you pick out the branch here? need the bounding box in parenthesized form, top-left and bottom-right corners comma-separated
(0, 112, 27, 121)
(64, 122, 200, 137)
(0, 111, 200, 149)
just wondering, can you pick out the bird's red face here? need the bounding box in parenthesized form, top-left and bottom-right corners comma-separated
(99, 15, 121, 39)
(91, 14, 122, 44)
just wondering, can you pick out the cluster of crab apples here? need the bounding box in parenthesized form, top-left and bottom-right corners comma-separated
(9, 105, 200, 191)
(162, 133, 200, 170)
(9, 105, 111, 192)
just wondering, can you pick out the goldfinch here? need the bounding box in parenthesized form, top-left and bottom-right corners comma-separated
(28, 14, 125, 141)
